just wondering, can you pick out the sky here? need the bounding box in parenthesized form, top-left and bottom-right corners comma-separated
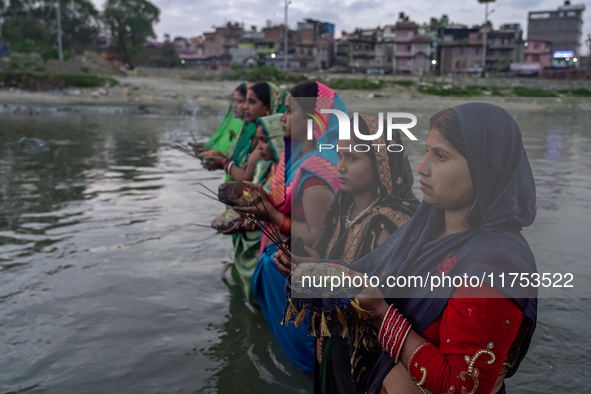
(92, 0, 591, 55)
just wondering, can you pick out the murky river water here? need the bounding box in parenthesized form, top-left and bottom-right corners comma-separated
(1, 101, 590, 393)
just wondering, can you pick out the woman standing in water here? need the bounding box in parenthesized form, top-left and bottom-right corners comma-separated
(347, 103, 537, 394)
(204, 82, 284, 182)
(235, 81, 345, 372)
(275, 114, 420, 394)
(193, 83, 250, 156)
(226, 113, 284, 306)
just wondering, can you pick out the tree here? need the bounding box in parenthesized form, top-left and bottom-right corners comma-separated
(1, 0, 99, 58)
(103, 0, 160, 69)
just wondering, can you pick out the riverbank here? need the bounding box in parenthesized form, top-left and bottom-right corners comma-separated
(1, 75, 590, 115)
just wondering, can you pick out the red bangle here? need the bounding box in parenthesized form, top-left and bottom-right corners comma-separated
(223, 159, 232, 171)
(280, 214, 291, 235)
(378, 305, 411, 362)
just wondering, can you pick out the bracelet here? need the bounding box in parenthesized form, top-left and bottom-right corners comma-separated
(378, 304, 412, 363)
(406, 341, 431, 368)
(223, 159, 232, 171)
(280, 214, 291, 235)
(226, 161, 235, 175)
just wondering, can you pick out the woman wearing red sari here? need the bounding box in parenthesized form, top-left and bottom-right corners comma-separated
(346, 103, 538, 394)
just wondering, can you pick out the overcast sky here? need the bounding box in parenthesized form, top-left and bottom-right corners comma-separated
(93, 0, 591, 55)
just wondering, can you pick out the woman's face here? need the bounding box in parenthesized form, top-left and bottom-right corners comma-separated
(232, 90, 246, 118)
(256, 124, 274, 162)
(337, 140, 377, 196)
(417, 128, 474, 211)
(280, 93, 292, 139)
(244, 89, 269, 123)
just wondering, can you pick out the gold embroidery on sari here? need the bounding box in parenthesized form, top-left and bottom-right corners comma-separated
(458, 342, 496, 394)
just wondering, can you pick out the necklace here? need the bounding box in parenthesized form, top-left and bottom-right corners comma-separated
(345, 195, 381, 229)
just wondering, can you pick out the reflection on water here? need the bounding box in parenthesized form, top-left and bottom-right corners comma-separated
(0, 108, 590, 393)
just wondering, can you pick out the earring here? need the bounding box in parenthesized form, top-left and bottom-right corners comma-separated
(377, 186, 381, 195)
(265, 110, 270, 115)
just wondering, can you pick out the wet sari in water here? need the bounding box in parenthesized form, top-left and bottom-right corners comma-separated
(252, 82, 347, 372)
(232, 114, 284, 306)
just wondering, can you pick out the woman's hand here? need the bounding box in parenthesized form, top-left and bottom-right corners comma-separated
(233, 186, 278, 223)
(221, 224, 242, 235)
(202, 154, 225, 171)
(274, 245, 291, 275)
(348, 269, 390, 327)
(274, 244, 322, 276)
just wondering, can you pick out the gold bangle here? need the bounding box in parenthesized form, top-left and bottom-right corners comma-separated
(406, 341, 431, 369)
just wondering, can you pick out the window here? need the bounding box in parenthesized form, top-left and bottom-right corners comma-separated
(459, 48, 464, 55)
(475, 48, 481, 55)
(534, 43, 539, 49)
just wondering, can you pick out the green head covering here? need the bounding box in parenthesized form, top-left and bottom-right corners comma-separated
(257, 113, 285, 163)
(267, 82, 284, 115)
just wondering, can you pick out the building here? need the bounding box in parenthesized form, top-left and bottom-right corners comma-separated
(438, 24, 523, 75)
(512, 39, 552, 74)
(439, 27, 483, 74)
(485, 25, 524, 72)
(335, 28, 379, 73)
(292, 20, 335, 71)
(410, 35, 433, 74)
(527, 1, 585, 60)
(189, 37, 204, 55)
(203, 22, 243, 57)
(393, 19, 418, 74)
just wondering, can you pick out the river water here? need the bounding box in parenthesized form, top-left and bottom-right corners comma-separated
(1, 101, 590, 393)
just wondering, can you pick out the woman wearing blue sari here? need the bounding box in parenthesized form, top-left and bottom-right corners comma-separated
(235, 82, 348, 371)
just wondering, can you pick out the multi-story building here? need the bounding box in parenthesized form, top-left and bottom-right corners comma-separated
(203, 23, 243, 57)
(393, 20, 418, 74)
(335, 28, 379, 72)
(485, 25, 524, 71)
(511, 39, 552, 74)
(527, 1, 585, 58)
(438, 24, 523, 74)
(410, 35, 433, 75)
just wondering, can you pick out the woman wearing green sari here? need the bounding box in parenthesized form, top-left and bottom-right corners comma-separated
(204, 82, 284, 182)
(206, 82, 284, 305)
(230, 113, 284, 305)
(193, 83, 250, 156)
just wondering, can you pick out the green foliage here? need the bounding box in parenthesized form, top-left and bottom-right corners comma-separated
(103, 0, 160, 69)
(321, 79, 384, 90)
(2, 0, 100, 54)
(219, 53, 232, 61)
(391, 80, 415, 87)
(159, 42, 179, 67)
(557, 88, 591, 97)
(2, 16, 52, 55)
(512, 87, 557, 97)
(6, 52, 45, 71)
(417, 83, 504, 97)
(0, 70, 119, 90)
(226, 65, 308, 84)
